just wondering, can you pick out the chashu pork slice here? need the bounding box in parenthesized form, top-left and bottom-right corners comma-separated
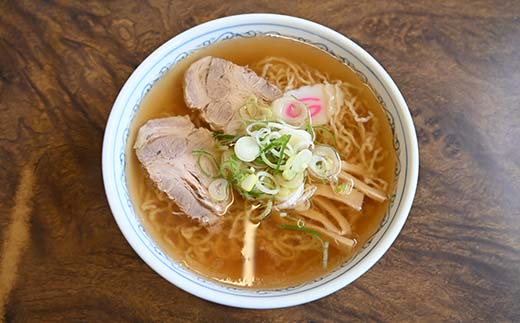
(134, 115, 226, 225)
(184, 56, 282, 133)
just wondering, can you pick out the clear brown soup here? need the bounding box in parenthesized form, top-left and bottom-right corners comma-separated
(126, 36, 396, 289)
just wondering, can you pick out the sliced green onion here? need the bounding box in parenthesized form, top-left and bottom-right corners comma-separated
(212, 132, 238, 141)
(282, 160, 297, 180)
(278, 172, 304, 189)
(278, 129, 313, 152)
(220, 153, 238, 176)
(282, 149, 311, 180)
(251, 128, 271, 145)
(276, 183, 304, 208)
(234, 136, 260, 162)
(280, 224, 321, 236)
(280, 223, 329, 269)
(220, 153, 250, 187)
(240, 173, 258, 192)
(208, 178, 229, 202)
(192, 149, 219, 178)
(260, 131, 281, 147)
(256, 134, 292, 171)
(294, 149, 312, 172)
(255, 171, 279, 195)
(246, 121, 269, 138)
(213, 132, 240, 146)
(275, 135, 290, 171)
(242, 190, 266, 202)
(249, 200, 273, 222)
(260, 152, 281, 169)
(309, 145, 341, 180)
(261, 134, 291, 153)
(305, 120, 316, 141)
(276, 186, 292, 200)
(334, 179, 354, 195)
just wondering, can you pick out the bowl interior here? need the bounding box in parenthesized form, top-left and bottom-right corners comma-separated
(102, 14, 418, 308)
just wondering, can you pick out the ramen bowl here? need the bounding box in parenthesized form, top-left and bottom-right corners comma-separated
(102, 13, 419, 309)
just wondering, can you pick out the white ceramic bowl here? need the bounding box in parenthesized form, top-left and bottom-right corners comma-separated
(102, 13, 419, 309)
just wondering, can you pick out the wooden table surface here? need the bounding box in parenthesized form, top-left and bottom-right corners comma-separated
(1, 1, 519, 321)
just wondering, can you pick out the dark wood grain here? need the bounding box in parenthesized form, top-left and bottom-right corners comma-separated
(0, 0, 519, 321)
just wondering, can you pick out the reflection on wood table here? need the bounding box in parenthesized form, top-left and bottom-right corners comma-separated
(0, 1, 519, 321)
